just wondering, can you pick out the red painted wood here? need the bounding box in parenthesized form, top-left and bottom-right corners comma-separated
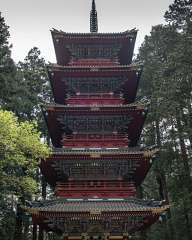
(49, 66, 141, 105)
(62, 133, 129, 147)
(69, 58, 119, 66)
(45, 105, 146, 148)
(31, 27, 163, 235)
(55, 181, 136, 198)
(51, 30, 136, 66)
(66, 97, 124, 105)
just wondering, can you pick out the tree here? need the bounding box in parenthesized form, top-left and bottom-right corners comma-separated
(0, 12, 17, 108)
(138, 23, 192, 240)
(0, 14, 51, 133)
(0, 110, 49, 240)
(16, 47, 51, 122)
(164, 0, 192, 31)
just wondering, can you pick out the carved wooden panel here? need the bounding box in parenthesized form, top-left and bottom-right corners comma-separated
(62, 77, 125, 94)
(57, 115, 132, 133)
(52, 158, 139, 180)
(66, 44, 121, 59)
(46, 216, 147, 235)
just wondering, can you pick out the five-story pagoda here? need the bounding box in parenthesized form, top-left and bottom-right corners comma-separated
(26, 1, 169, 239)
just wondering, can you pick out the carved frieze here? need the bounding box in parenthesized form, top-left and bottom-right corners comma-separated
(46, 216, 147, 235)
(62, 76, 125, 94)
(56, 115, 133, 133)
(53, 158, 139, 180)
(66, 44, 121, 59)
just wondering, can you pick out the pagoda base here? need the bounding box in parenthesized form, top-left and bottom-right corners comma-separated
(25, 198, 169, 237)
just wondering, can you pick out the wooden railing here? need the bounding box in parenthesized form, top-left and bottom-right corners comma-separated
(55, 181, 136, 198)
(62, 133, 129, 148)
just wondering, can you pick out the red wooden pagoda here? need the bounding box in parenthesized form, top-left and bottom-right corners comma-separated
(26, 1, 169, 239)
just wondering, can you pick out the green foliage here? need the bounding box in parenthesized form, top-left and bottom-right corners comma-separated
(16, 47, 51, 121)
(0, 12, 51, 131)
(164, 0, 192, 31)
(0, 12, 17, 108)
(0, 110, 49, 196)
(1, 0, 192, 238)
(138, 16, 192, 240)
(0, 110, 49, 239)
(0, 13, 52, 239)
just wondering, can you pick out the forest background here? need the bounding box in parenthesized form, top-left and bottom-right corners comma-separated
(0, 0, 192, 239)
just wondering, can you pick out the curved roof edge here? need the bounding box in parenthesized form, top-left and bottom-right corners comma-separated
(50, 28, 138, 38)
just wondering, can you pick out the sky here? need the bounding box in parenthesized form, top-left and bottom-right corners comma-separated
(0, 0, 173, 63)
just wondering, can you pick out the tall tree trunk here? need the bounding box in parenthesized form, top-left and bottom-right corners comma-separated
(14, 204, 23, 240)
(175, 113, 192, 240)
(154, 119, 172, 240)
(182, 103, 192, 148)
(42, 175, 47, 200)
(176, 114, 191, 188)
(155, 119, 169, 202)
(183, 202, 192, 240)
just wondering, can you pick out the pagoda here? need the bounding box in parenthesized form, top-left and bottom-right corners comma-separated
(26, 1, 169, 239)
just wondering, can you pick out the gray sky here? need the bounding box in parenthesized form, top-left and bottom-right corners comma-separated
(0, 0, 173, 63)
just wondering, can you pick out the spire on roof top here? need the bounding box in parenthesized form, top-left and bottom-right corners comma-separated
(90, 0, 98, 33)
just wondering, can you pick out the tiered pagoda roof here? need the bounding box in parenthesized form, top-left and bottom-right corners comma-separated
(43, 103, 147, 148)
(48, 64, 142, 105)
(25, 1, 169, 238)
(41, 147, 158, 188)
(27, 198, 168, 216)
(51, 29, 137, 66)
(26, 198, 169, 236)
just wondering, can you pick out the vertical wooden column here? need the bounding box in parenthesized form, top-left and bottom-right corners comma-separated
(38, 225, 44, 240)
(123, 234, 129, 240)
(32, 224, 37, 240)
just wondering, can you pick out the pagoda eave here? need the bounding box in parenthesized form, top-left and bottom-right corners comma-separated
(51, 30, 137, 66)
(47, 64, 142, 105)
(24, 1, 168, 236)
(47, 63, 143, 72)
(40, 148, 158, 187)
(25, 198, 169, 217)
(25, 198, 169, 235)
(51, 28, 138, 39)
(49, 147, 158, 157)
(43, 104, 147, 148)
(44, 102, 147, 111)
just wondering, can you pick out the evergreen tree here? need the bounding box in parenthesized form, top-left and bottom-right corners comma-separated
(164, 0, 192, 31)
(0, 12, 17, 108)
(138, 23, 192, 240)
(16, 47, 51, 122)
